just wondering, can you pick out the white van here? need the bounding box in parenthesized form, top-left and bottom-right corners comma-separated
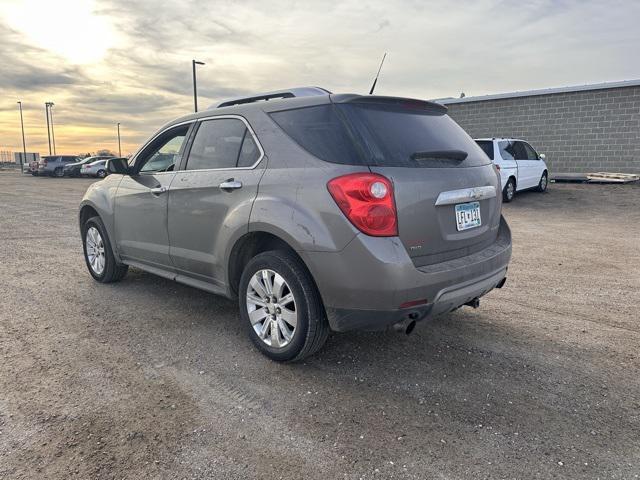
(475, 138, 549, 202)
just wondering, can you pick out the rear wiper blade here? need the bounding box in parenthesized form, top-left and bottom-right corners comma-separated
(410, 149, 468, 162)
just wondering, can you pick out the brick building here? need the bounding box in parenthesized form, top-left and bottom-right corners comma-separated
(437, 80, 640, 174)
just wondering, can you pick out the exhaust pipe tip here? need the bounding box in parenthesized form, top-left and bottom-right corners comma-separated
(465, 297, 480, 309)
(393, 318, 417, 335)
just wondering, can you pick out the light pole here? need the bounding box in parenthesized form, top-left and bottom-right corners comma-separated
(48, 102, 56, 155)
(17, 101, 27, 172)
(117, 123, 122, 157)
(192, 59, 205, 112)
(44, 102, 52, 155)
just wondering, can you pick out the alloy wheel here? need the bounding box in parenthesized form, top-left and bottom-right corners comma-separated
(246, 269, 297, 348)
(85, 226, 106, 275)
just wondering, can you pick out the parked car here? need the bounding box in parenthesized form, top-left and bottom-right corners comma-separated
(65, 156, 114, 177)
(80, 159, 110, 178)
(475, 138, 549, 202)
(79, 87, 512, 361)
(37, 155, 80, 177)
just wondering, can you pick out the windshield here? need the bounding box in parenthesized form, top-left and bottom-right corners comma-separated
(269, 102, 490, 168)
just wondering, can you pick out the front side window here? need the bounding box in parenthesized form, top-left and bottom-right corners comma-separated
(186, 118, 260, 170)
(522, 142, 539, 160)
(138, 125, 189, 173)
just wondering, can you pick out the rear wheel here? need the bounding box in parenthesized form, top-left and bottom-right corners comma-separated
(54, 167, 64, 178)
(96, 169, 107, 178)
(82, 216, 128, 283)
(239, 250, 329, 362)
(503, 177, 516, 202)
(537, 171, 548, 192)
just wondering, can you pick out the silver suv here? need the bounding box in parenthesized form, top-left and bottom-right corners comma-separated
(38, 155, 80, 177)
(79, 88, 512, 361)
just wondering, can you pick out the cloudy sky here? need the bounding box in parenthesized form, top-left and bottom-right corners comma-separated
(1, 0, 639, 156)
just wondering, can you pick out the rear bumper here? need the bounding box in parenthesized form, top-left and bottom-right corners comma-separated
(302, 216, 512, 332)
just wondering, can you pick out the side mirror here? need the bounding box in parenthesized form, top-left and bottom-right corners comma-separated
(107, 157, 130, 175)
(539, 153, 546, 160)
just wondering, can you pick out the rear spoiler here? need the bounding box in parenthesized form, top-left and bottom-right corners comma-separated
(336, 95, 448, 114)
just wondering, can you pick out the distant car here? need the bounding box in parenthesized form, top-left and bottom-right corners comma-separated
(475, 138, 549, 202)
(37, 155, 80, 177)
(65, 156, 114, 177)
(80, 159, 110, 178)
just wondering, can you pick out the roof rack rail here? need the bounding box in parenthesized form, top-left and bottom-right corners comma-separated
(211, 87, 332, 109)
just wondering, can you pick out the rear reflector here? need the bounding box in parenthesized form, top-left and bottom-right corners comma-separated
(399, 299, 429, 309)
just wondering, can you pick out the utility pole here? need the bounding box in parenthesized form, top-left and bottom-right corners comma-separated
(117, 123, 122, 157)
(192, 59, 205, 112)
(17, 101, 27, 172)
(45, 102, 52, 155)
(48, 102, 56, 155)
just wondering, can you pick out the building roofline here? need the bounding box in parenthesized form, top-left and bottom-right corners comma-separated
(435, 79, 640, 105)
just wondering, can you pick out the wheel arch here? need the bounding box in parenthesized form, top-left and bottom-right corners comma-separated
(227, 230, 314, 299)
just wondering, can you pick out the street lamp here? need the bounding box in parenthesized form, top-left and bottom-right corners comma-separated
(117, 123, 122, 157)
(192, 59, 205, 112)
(17, 101, 27, 172)
(44, 102, 52, 155)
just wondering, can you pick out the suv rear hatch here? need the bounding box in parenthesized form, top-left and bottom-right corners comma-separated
(268, 96, 503, 266)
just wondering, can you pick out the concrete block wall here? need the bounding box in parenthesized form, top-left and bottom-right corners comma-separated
(444, 86, 640, 174)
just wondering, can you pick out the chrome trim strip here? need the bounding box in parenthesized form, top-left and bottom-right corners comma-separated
(435, 186, 496, 206)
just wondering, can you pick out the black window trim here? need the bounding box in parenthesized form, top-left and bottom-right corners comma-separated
(178, 114, 265, 172)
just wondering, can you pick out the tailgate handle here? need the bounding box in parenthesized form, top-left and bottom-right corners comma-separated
(435, 186, 496, 206)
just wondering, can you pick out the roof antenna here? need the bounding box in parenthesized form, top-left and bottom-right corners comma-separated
(368, 52, 387, 95)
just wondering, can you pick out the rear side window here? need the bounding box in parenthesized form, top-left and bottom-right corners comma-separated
(270, 103, 489, 168)
(186, 118, 260, 170)
(269, 105, 365, 165)
(498, 141, 516, 160)
(475, 141, 494, 160)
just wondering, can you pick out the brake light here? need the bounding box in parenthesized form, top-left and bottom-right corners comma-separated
(43, 159, 48, 166)
(327, 173, 398, 237)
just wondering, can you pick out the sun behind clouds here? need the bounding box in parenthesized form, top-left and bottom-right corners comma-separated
(0, 0, 118, 64)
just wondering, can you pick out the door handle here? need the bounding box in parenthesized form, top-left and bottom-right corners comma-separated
(150, 186, 167, 195)
(219, 179, 242, 191)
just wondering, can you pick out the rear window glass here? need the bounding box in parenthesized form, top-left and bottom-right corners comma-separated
(475, 140, 494, 160)
(269, 103, 490, 168)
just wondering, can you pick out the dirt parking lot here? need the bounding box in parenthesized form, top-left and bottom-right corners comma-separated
(0, 171, 638, 479)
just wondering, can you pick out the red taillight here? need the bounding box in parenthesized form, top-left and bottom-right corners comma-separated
(43, 159, 48, 166)
(327, 172, 398, 237)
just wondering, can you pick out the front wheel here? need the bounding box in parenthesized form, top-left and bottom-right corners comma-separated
(503, 178, 516, 202)
(82, 216, 128, 283)
(239, 250, 329, 362)
(537, 171, 548, 192)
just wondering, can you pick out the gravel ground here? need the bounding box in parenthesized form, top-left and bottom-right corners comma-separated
(0, 171, 639, 479)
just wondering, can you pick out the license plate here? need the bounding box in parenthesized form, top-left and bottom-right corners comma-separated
(455, 202, 481, 231)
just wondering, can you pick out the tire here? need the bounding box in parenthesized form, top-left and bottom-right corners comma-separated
(503, 177, 516, 203)
(96, 170, 107, 178)
(81, 216, 128, 283)
(54, 167, 64, 178)
(536, 171, 548, 192)
(239, 250, 329, 362)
